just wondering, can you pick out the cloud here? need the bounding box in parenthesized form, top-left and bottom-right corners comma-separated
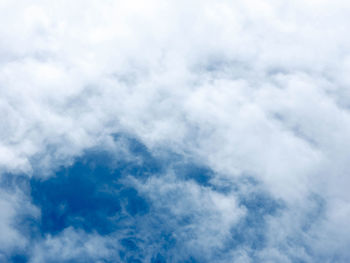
(0, 175, 39, 261)
(30, 227, 119, 263)
(0, 0, 350, 262)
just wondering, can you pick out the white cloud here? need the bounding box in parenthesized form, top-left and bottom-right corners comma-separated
(30, 227, 119, 263)
(132, 173, 245, 260)
(0, 186, 39, 257)
(0, 0, 350, 261)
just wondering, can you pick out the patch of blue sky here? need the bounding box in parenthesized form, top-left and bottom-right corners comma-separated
(5, 134, 308, 262)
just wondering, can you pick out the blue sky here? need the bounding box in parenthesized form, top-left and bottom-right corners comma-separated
(7, 135, 287, 262)
(1, 0, 350, 262)
(0, 135, 337, 262)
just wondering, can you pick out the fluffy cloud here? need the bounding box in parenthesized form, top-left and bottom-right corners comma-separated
(0, 0, 350, 262)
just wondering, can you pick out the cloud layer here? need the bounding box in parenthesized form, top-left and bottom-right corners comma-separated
(1, 0, 350, 262)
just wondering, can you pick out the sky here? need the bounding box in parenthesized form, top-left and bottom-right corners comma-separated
(0, 0, 350, 262)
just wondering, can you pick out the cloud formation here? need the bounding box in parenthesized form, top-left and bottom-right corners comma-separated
(1, 0, 350, 262)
